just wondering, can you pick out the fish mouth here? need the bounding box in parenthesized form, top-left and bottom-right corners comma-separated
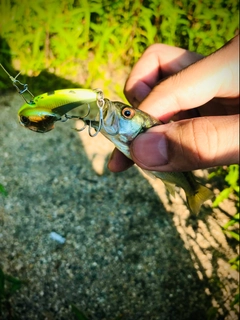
(82, 99, 119, 136)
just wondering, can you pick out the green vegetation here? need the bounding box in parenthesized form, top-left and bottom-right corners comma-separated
(0, 0, 238, 94)
(209, 165, 239, 242)
(210, 165, 239, 211)
(0, 267, 26, 319)
(0, 184, 7, 197)
(209, 165, 239, 314)
(71, 304, 89, 320)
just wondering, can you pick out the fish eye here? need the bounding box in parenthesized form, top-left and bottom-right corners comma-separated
(20, 115, 30, 126)
(121, 107, 135, 119)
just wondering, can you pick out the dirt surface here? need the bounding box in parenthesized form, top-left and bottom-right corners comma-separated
(0, 92, 238, 320)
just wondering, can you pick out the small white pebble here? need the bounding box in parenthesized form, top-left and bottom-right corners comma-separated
(49, 232, 66, 244)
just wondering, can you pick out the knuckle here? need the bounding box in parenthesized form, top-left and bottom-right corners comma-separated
(143, 43, 163, 55)
(169, 118, 217, 170)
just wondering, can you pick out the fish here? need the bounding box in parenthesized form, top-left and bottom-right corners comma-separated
(18, 89, 213, 214)
(88, 99, 214, 215)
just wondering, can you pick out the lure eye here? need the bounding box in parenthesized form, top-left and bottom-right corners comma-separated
(121, 107, 135, 119)
(20, 115, 30, 126)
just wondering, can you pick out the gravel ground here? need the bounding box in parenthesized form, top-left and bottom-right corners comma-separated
(0, 92, 238, 320)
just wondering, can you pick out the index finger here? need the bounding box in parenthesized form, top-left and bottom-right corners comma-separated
(124, 43, 203, 107)
(135, 36, 239, 122)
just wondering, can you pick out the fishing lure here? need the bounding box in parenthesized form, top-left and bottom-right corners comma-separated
(0, 64, 104, 134)
(17, 88, 102, 133)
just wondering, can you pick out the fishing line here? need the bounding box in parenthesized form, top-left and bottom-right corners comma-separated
(0, 63, 34, 103)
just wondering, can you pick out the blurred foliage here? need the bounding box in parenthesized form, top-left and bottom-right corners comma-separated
(209, 165, 239, 250)
(71, 304, 89, 320)
(0, 0, 239, 93)
(209, 165, 239, 223)
(0, 184, 7, 196)
(0, 267, 26, 319)
(209, 165, 239, 314)
(210, 165, 239, 208)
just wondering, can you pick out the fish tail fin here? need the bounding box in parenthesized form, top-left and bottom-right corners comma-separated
(187, 184, 214, 215)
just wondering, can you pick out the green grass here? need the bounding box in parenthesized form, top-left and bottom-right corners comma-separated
(0, 184, 7, 197)
(0, 0, 238, 93)
(0, 267, 26, 318)
(209, 165, 239, 314)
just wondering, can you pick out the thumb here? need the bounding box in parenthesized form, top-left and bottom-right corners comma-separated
(130, 115, 239, 171)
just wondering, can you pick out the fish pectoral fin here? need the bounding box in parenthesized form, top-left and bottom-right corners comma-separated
(162, 180, 176, 197)
(187, 184, 214, 215)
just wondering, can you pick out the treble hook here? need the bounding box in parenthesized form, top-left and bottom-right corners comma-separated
(62, 104, 92, 132)
(87, 93, 105, 137)
(0, 63, 34, 103)
(62, 103, 91, 122)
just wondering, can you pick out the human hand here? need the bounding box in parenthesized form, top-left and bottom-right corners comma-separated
(108, 35, 239, 172)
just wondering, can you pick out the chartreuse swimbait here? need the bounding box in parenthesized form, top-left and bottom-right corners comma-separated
(0, 64, 100, 133)
(18, 89, 99, 133)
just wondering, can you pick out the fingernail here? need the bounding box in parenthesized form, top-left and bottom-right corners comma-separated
(131, 133, 168, 167)
(108, 148, 134, 172)
(107, 149, 118, 171)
